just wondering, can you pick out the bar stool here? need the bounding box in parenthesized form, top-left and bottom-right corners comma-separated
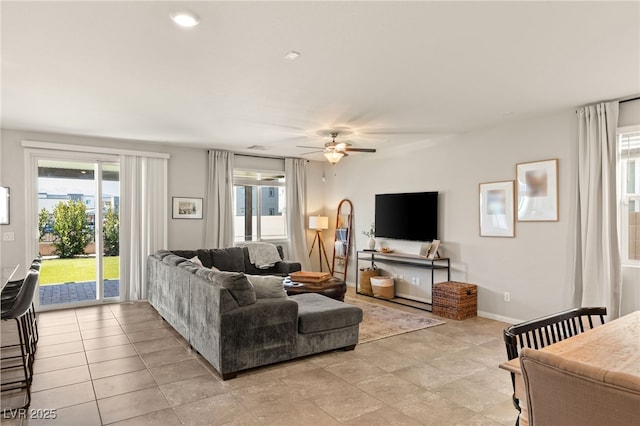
(1, 259, 41, 348)
(1, 269, 40, 413)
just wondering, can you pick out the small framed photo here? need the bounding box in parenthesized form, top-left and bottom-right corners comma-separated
(479, 180, 515, 237)
(516, 159, 558, 221)
(419, 243, 430, 257)
(427, 240, 441, 259)
(172, 197, 203, 219)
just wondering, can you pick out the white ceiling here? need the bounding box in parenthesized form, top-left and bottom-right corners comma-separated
(2, 1, 639, 161)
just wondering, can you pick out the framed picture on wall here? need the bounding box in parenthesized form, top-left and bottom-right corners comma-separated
(172, 197, 203, 219)
(0, 186, 8, 225)
(516, 159, 559, 221)
(479, 180, 515, 237)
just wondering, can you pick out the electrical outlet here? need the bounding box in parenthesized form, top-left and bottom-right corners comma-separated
(504, 292, 511, 302)
(3, 232, 15, 241)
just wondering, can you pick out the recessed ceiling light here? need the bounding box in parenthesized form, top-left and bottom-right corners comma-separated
(171, 11, 200, 28)
(284, 51, 301, 60)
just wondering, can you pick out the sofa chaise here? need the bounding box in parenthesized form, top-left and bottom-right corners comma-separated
(147, 248, 363, 379)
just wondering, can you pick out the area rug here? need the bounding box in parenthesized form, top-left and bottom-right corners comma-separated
(345, 296, 445, 344)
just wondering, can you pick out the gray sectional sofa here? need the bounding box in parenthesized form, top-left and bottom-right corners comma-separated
(147, 248, 363, 379)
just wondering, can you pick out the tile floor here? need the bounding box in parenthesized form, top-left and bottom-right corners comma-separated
(1, 289, 518, 425)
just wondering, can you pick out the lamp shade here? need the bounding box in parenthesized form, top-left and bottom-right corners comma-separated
(309, 215, 329, 230)
(324, 151, 344, 164)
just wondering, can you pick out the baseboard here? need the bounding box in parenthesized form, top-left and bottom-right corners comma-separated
(477, 310, 521, 325)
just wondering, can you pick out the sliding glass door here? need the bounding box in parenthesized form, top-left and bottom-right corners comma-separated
(35, 155, 120, 309)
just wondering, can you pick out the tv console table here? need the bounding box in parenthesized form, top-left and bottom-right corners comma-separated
(355, 251, 450, 312)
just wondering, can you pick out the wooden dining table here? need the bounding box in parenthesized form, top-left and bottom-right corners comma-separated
(499, 310, 640, 426)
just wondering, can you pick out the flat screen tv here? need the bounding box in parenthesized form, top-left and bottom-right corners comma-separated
(375, 191, 438, 242)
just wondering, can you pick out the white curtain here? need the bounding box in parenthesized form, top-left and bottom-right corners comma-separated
(285, 158, 311, 270)
(120, 155, 168, 301)
(204, 150, 234, 248)
(573, 101, 622, 318)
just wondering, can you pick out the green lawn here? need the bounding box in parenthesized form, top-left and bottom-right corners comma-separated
(39, 257, 120, 286)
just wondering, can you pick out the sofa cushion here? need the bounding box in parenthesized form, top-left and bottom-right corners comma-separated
(210, 247, 245, 272)
(196, 269, 256, 307)
(154, 249, 174, 259)
(163, 254, 187, 266)
(246, 275, 287, 299)
(178, 260, 200, 274)
(196, 249, 214, 268)
(291, 293, 363, 334)
(189, 256, 204, 267)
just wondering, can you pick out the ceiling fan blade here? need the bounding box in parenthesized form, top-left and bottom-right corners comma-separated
(359, 128, 434, 135)
(300, 150, 324, 155)
(296, 145, 323, 149)
(344, 148, 376, 153)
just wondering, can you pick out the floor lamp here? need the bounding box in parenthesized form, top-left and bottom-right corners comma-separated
(308, 216, 331, 272)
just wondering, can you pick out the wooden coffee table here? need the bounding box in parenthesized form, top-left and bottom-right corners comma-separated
(285, 276, 347, 301)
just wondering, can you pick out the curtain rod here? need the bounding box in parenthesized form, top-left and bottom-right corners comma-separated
(208, 150, 309, 162)
(620, 96, 640, 104)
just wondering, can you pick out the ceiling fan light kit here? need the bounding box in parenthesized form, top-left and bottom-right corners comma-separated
(324, 150, 344, 164)
(299, 130, 377, 164)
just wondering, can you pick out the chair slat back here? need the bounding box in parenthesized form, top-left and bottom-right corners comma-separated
(504, 307, 606, 361)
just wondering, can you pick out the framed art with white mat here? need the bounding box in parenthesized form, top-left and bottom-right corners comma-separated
(479, 180, 515, 237)
(516, 159, 558, 221)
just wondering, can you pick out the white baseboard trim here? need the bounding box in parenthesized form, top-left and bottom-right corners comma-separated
(477, 310, 521, 325)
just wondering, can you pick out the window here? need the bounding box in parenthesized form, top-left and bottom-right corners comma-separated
(619, 128, 640, 264)
(233, 170, 286, 242)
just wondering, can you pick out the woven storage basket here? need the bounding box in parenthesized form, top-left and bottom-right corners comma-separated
(370, 277, 395, 299)
(432, 281, 477, 320)
(359, 268, 380, 296)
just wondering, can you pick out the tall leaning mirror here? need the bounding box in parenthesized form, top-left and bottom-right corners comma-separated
(0, 186, 9, 225)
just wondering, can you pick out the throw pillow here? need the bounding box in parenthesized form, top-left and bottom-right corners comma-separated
(195, 269, 256, 307)
(246, 274, 287, 299)
(189, 256, 204, 267)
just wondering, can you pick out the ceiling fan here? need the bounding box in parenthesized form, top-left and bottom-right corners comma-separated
(298, 132, 376, 164)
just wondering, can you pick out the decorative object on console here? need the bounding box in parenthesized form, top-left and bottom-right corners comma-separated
(427, 239, 441, 259)
(516, 159, 559, 222)
(362, 223, 376, 250)
(172, 197, 203, 219)
(479, 181, 515, 237)
(308, 215, 331, 272)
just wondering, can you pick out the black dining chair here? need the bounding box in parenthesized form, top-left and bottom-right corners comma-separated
(502, 307, 607, 426)
(1, 269, 40, 413)
(1, 258, 42, 348)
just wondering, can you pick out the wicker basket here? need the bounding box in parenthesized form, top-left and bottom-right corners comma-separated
(359, 268, 380, 296)
(432, 281, 477, 320)
(370, 277, 395, 299)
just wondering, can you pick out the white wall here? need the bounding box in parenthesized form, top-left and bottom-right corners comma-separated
(2, 101, 638, 320)
(0, 129, 326, 274)
(323, 110, 576, 322)
(0, 130, 202, 272)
